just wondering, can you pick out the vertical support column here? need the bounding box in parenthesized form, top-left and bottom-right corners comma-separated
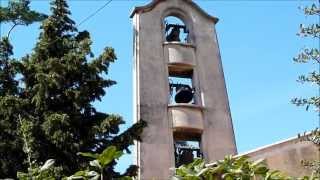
(132, 11, 175, 179)
(194, 23, 237, 162)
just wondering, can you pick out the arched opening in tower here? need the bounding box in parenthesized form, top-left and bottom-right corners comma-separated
(174, 132, 202, 167)
(168, 69, 195, 104)
(164, 16, 189, 43)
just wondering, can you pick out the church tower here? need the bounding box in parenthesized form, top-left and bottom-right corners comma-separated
(131, 0, 237, 179)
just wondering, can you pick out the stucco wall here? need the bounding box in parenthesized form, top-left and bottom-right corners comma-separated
(242, 137, 319, 177)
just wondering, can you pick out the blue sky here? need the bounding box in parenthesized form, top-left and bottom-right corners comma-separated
(1, 0, 319, 173)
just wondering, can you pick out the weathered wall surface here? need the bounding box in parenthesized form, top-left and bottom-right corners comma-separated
(243, 137, 319, 177)
(132, 0, 237, 179)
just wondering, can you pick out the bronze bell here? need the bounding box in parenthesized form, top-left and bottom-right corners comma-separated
(180, 149, 194, 165)
(175, 85, 194, 103)
(166, 26, 180, 42)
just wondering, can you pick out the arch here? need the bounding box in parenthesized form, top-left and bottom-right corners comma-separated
(130, 0, 219, 24)
(161, 8, 195, 43)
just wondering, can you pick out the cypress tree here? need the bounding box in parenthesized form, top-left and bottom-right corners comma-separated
(0, 37, 27, 178)
(0, 0, 146, 178)
(0, 0, 47, 177)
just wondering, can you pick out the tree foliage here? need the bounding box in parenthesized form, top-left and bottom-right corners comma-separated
(17, 146, 134, 180)
(292, 3, 320, 112)
(69, 146, 136, 180)
(0, 0, 146, 178)
(173, 156, 291, 180)
(292, 1, 320, 178)
(0, 0, 46, 177)
(0, 0, 47, 37)
(17, 159, 63, 180)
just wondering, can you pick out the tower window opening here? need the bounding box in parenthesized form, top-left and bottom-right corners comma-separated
(164, 16, 189, 43)
(174, 133, 202, 167)
(168, 70, 195, 104)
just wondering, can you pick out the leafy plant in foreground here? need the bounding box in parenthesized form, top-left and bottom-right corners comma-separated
(67, 146, 134, 180)
(173, 156, 291, 180)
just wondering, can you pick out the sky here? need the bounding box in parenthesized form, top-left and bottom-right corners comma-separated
(1, 0, 319, 173)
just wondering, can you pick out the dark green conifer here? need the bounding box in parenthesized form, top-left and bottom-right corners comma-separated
(0, 0, 146, 178)
(0, 36, 28, 177)
(0, 1, 46, 177)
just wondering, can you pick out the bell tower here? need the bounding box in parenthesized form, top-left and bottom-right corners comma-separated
(131, 0, 237, 179)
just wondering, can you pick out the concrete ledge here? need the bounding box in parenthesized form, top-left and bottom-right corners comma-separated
(163, 41, 195, 48)
(168, 103, 204, 109)
(168, 104, 204, 132)
(164, 42, 196, 66)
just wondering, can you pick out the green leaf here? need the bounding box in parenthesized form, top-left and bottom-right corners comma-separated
(89, 160, 101, 169)
(39, 159, 55, 172)
(87, 171, 100, 179)
(77, 152, 99, 159)
(98, 146, 123, 167)
(196, 167, 209, 176)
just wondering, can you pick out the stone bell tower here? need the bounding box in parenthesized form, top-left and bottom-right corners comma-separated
(131, 0, 237, 179)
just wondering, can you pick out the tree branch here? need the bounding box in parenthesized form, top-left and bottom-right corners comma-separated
(7, 23, 19, 38)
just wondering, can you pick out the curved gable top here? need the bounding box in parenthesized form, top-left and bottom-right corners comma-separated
(130, 0, 219, 24)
